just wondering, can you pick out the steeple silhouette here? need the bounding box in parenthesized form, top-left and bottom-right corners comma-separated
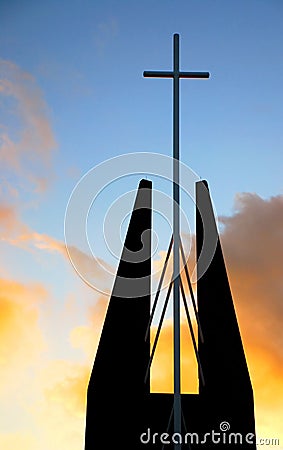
(84, 179, 152, 449)
(84, 178, 256, 449)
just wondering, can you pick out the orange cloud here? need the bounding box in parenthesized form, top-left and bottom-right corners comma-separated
(0, 277, 47, 371)
(0, 274, 90, 450)
(39, 360, 89, 419)
(40, 192, 283, 446)
(0, 191, 282, 449)
(151, 193, 283, 442)
(0, 277, 49, 445)
(150, 317, 198, 394)
(0, 432, 37, 450)
(219, 193, 283, 370)
(25, 296, 110, 450)
(218, 193, 283, 443)
(152, 234, 196, 297)
(70, 295, 109, 361)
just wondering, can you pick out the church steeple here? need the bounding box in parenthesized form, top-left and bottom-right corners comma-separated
(84, 34, 256, 449)
(84, 179, 152, 449)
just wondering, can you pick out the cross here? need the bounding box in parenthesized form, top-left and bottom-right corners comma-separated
(144, 33, 209, 449)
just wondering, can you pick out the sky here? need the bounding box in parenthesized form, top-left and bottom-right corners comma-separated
(0, 0, 282, 449)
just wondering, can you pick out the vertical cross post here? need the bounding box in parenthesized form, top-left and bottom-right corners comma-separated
(172, 33, 182, 447)
(144, 33, 209, 449)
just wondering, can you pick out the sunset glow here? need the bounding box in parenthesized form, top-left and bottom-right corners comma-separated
(1, 1, 282, 449)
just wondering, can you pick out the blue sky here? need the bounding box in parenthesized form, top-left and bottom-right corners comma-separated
(1, 2, 283, 448)
(1, 0, 282, 292)
(2, 1, 282, 206)
(1, 0, 282, 291)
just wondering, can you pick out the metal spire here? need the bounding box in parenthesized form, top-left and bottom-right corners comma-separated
(144, 33, 209, 449)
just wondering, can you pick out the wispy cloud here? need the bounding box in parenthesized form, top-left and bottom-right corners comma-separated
(0, 59, 57, 194)
(0, 191, 282, 448)
(0, 200, 113, 291)
(93, 17, 119, 54)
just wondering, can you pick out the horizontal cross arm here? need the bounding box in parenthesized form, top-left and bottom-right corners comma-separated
(143, 70, 210, 79)
(179, 71, 210, 79)
(143, 71, 174, 78)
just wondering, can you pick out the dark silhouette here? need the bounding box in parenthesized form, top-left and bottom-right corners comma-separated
(84, 179, 152, 449)
(84, 179, 256, 449)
